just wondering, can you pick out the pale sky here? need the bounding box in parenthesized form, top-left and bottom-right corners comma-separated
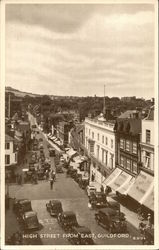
(5, 3, 155, 98)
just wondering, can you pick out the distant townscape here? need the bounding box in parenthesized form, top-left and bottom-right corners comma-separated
(5, 86, 154, 246)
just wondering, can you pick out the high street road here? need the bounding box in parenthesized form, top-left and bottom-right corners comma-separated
(6, 114, 143, 245)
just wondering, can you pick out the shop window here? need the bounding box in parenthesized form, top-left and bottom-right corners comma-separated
(132, 142, 137, 154)
(126, 158, 131, 170)
(132, 161, 138, 174)
(120, 156, 124, 167)
(120, 139, 124, 149)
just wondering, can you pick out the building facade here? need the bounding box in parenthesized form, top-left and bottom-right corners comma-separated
(56, 121, 73, 147)
(114, 118, 141, 176)
(69, 124, 85, 155)
(5, 134, 17, 168)
(140, 107, 154, 174)
(84, 114, 115, 186)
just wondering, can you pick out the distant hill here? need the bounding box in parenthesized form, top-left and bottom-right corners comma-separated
(5, 86, 42, 98)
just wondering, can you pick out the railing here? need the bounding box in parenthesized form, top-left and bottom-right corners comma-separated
(85, 117, 115, 130)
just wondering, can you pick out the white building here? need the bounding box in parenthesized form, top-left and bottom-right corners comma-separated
(140, 106, 154, 173)
(5, 134, 17, 167)
(84, 113, 115, 187)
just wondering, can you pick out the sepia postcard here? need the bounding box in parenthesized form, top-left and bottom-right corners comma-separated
(0, 0, 158, 249)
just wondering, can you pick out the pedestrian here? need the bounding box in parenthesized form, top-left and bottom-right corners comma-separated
(50, 178, 53, 190)
(100, 185, 104, 193)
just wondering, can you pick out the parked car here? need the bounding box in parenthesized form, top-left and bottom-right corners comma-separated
(13, 199, 32, 218)
(89, 192, 107, 209)
(37, 169, 45, 180)
(95, 208, 127, 233)
(46, 200, 63, 217)
(57, 211, 79, 231)
(86, 185, 96, 197)
(49, 149, 56, 157)
(22, 211, 39, 230)
(79, 178, 89, 189)
(69, 226, 95, 245)
(56, 164, 64, 173)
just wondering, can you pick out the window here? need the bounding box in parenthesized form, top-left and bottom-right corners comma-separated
(97, 133, 100, 141)
(102, 149, 104, 163)
(145, 151, 150, 169)
(97, 145, 100, 159)
(132, 161, 138, 174)
(89, 129, 90, 135)
(120, 156, 124, 167)
(132, 142, 137, 154)
(111, 139, 113, 149)
(90, 141, 94, 153)
(5, 143, 10, 150)
(15, 153, 17, 162)
(120, 139, 124, 149)
(5, 155, 10, 165)
(146, 130, 151, 144)
(92, 132, 94, 139)
(125, 140, 130, 151)
(110, 154, 114, 169)
(126, 159, 131, 170)
(105, 151, 108, 165)
(102, 135, 104, 144)
(105, 137, 108, 145)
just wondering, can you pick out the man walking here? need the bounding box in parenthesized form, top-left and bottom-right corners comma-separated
(50, 178, 53, 190)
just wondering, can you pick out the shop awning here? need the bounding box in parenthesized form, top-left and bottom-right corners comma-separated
(70, 162, 79, 169)
(103, 168, 122, 187)
(117, 176, 135, 195)
(67, 148, 77, 158)
(140, 183, 154, 211)
(109, 171, 132, 192)
(73, 156, 84, 164)
(128, 171, 153, 204)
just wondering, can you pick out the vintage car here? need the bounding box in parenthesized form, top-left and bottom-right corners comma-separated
(13, 199, 32, 218)
(89, 192, 107, 208)
(22, 211, 40, 230)
(37, 169, 45, 180)
(69, 226, 95, 245)
(79, 178, 89, 189)
(56, 164, 64, 173)
(95, 208, 127, 233)
(46, 200, 63, 216)
(143, 227, 154, 245)
(86, 185, 96, 197)
(49, 149, 56, 157)
(57, 211, 79, 231)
